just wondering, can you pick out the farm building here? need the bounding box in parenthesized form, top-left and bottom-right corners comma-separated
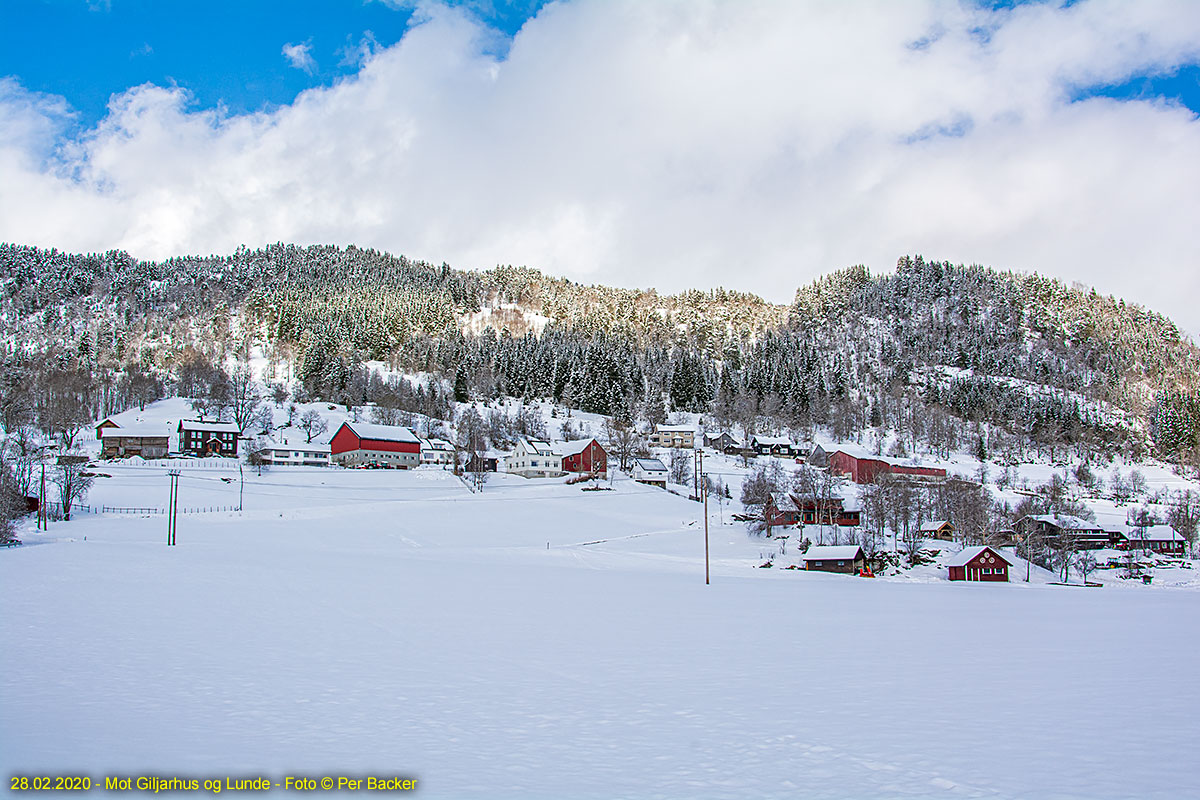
(178, 419, 241, 457)
(95, 419, 121, 439)
(330, 422, 420, 468)
(802, 545, 866, 574)
(947, 546, 1013, 582)
(702, 432, 742, 453)
(827, 447, 947, 485)
(100, 427, 170, 459)
(554, 438, 608, 476)
(466, 451, 503, 473)
(919, 520, 956, 541)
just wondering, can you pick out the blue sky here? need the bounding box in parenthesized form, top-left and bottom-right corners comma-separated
(4, 0, 1197, 129)
(0, 0, 547, 127)
(1, 0, 1199, 337)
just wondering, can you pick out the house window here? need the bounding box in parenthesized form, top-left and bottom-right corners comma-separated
(837, 560, 846, 566)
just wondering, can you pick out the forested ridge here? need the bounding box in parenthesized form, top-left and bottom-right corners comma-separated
(1, 242, 1198, 464)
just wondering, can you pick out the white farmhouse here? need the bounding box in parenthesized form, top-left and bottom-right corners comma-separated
(505, 438, 564, 478)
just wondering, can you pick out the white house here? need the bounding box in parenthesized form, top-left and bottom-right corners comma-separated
(505, 438, 564, 478)
(260, 436, 331, 467)
(632, 457, 668, 487)
(420, 437, 456, 467)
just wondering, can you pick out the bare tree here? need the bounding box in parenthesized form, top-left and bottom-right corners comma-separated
(1074, 551, 1097, 585)
(299, 410, 328, 443)
(1166, 490, 1199, 557)
(1051, 529, 1078, 582)
(456, 407, 489, 491)
(668, 448, 692, 487)
(53, 457, 94, 521)
(228, 365, 262, 433)
(0, 457, 25, 545)
(604, 416, 640, 472)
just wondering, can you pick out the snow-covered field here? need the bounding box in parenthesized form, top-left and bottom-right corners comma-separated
(3, 462, 1197, 799)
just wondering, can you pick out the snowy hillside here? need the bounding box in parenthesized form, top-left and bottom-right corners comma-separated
(4, 419, 1200, 799)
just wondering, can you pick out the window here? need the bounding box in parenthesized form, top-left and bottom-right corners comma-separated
(837, 560, 845, 566)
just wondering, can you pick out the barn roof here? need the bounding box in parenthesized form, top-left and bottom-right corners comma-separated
(945, 546, 1014, 567)
(101, 426, 170, 439)
(342, 421, 420, 444)
(553, 438, 604, 457)
(803, 545, 864, 561)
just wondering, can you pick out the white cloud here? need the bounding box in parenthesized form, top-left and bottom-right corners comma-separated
(2, 0, 1200, 338)
(281, 41, 317, 74)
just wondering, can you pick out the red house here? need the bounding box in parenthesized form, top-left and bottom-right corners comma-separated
(947, 546, 1013, 582)
(828, 448, 947, 485)
(765, 493, 860, 528)
(554, 438, 608, 475)
(330, 421, 421, 468)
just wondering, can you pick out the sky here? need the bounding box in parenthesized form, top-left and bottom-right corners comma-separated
(1, 0, 1199, 338)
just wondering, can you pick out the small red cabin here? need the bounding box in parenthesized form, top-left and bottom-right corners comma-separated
(947, 546, 1013, 582)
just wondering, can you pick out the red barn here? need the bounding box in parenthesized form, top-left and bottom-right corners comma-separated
(828, 448, 947, 485)
(947, 546, 1013, 582)
(330, 421, 421, 468)
(554, 438, 608, 475)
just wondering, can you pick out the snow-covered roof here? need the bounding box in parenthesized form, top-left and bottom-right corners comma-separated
(753, 435, 794, 446)
(1025, 515, 1105, 531)
(770, 492, 799, 512)
(945, 546, 1014, 568)
(101, 426, 170, 439)
(655, 425, 696, 433)
(803, 545, 863, 561)
(1119, 525, 1183, 542)
(179, 419, 240, 433)
(634, 457, 667, 473)
(267, 441, 331, 453)
(421, 438, 455, 452)
(553, 438, 603, 457)
(919, 520, 952, 532)
(343, 421, 420, 444)
(517, 437, 557, 456)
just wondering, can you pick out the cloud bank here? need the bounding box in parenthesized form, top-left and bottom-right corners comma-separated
(1, 0, 1199, 336)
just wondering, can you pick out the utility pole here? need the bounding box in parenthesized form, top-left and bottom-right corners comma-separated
(238, 464, 244, 512)
(701, 450, 709, 585)
(167, 470, 181, 546)
(38, 458, 47, 530)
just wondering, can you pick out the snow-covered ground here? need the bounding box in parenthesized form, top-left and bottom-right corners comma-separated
(4, 458, 1198, 799)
